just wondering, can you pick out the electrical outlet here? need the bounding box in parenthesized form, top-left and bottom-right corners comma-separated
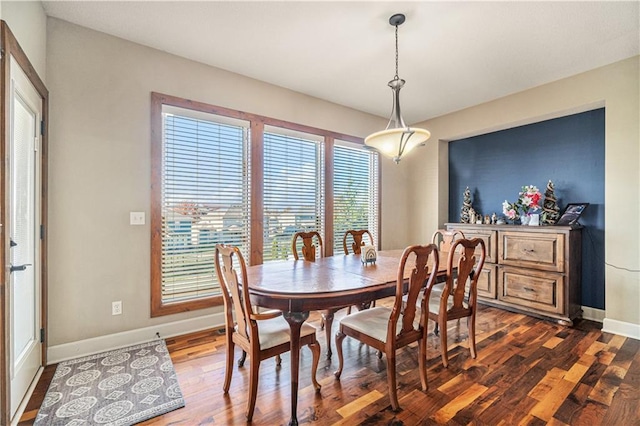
(112, 301, 122, 315)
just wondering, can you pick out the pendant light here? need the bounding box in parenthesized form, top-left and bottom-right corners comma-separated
(365, 13, 430, 164)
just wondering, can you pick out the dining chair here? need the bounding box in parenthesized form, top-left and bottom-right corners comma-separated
(291, 231, 342, 358)
(291, 231, 323, 261)
(342, 229, 374, 255)
(427, 238, 486, 368)
(430, 229, 464, 335)
(432, 229, 465, 253)
(343, 229, 376, 314)
(334, 244, 440, 411)
(401, 229, 465, 316)
(215, 244, 321, 421)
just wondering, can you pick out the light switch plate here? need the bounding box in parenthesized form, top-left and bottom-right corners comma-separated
(130, 212, 145, 225)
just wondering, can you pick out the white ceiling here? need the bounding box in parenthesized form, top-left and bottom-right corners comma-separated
(42, 1, 639, 124)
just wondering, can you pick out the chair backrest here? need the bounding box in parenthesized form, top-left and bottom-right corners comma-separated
(431, 229, 465, 254)
(342, 229, 374, 255)
(291, 231, 323, 261)
(442, 238, 486, 314)
(215, 244, 254, 343)
(388, 244, 439, 341)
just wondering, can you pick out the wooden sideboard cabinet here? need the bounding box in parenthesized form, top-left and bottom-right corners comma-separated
(445, 223, 582, 325)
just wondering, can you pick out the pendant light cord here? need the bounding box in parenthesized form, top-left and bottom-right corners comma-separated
(394, 24, 399, 80)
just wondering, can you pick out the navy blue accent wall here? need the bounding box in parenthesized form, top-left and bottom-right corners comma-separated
(448, 109, 605, 309)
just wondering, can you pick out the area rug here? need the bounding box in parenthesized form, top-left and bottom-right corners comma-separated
(35, 339, 185, 425)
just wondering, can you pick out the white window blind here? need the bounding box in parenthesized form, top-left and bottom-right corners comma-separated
(263, 128, 324, 261)
(161, 108, 250, 303)
(333, 142, 379, 254)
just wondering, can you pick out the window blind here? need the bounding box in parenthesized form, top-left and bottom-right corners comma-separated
(333, 142, 379, 254)
(161, 110, 250, 303)
(263, 129, 324, 261)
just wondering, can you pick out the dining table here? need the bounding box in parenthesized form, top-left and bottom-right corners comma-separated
(246, 249, 450, 426)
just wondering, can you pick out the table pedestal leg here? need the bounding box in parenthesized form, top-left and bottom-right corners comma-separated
(282, 311, 309, 426)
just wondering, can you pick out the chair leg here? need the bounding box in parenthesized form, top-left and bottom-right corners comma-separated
(238, 350, 247, 367)
(308, 340, 321, 392)
(334, 330, 346, 379)
(223, 338, 234, 393)
(468, 313, 477, 359)
(246, 357, 260, 421)
(418, 336, 428, 392)
(386, 351, 400, 411)
(322, 310, 334, 359)
(439, 317, 449, 368)
(434, 322, 439, 336)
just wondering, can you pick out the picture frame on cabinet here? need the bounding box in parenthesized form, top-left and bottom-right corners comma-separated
(556, 203, 589, 225)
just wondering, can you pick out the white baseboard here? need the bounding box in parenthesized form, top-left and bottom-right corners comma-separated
(581, 306, 605, 323)
(47, 313, 225, 364)
(602, 318, 640, 340)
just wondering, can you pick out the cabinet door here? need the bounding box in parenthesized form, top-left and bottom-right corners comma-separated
(498, 231, 565, 272)
(448, 227, 497, 263)
(477, 265, 497, 300)
(498, 266, 565, 315)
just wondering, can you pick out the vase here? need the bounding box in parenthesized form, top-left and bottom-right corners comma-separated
(520, 215, 530, 225)
(528, 213, 540, 226)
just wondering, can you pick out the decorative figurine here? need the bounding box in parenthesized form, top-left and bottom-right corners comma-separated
(468, 207, 477, 225)
(460, 187, 472, 224)
(491, 213, 497, 224)
(542, 180, 560, 225)
(361, 245, 377, 265)
(484, 215, 491, 225)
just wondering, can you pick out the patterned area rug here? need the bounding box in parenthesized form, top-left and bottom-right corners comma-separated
(35, 340, 185, 425)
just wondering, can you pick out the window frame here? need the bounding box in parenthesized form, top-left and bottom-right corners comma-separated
(150, 92, 380, 316)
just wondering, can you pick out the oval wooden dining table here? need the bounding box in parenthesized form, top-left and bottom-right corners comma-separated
(246, 249, 449, 426)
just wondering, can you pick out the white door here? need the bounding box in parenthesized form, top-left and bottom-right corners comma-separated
(9, 55, 42, 420)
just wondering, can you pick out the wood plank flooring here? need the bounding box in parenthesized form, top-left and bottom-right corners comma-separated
(19, 301, 640, 425)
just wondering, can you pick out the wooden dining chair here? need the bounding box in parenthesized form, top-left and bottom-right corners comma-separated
(291, 231, 343, 358)
(335, 244, 440, 411)
(427, 238, 486, 368)
(430, 229, 464, 335)
(342, 229, 374, 255)
(432, 229, 465, 253)
(343, 229, 376, 314)
(291, 231, 323, 261)
(215, 244, 321, 421)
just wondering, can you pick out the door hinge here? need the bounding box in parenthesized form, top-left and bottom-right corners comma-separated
(40, 328, 45, 343)
(40, 224, 45, 240)
(40, 119, 45, 136)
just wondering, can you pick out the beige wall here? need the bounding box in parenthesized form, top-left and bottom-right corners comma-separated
(46, 18, 407, 346)
(407, 56, 640, 331)
(1, 1, 47, 82)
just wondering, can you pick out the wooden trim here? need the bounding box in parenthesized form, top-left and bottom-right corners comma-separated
(0, 20, 49, 424)
(323, 137, 334, 257)
(0, 22, 10, 426)
(250, 121, 264, 266)
(151, 92, 363, 144)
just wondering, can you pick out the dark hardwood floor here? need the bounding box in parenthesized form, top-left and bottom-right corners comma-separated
(19, 300, 640, 425)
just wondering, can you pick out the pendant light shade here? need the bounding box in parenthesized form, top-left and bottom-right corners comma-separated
(365, 13, 430, 164)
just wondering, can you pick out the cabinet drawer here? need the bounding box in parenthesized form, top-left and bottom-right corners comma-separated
(477, 265, 497, 300)
(498, 266, 565, 315)
(498, 231, 564, 272)
(448, 227, 497, 263)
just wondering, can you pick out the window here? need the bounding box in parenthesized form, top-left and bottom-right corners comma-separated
(152, 104, 250, 315)
(151, 93, 379, 316)
(263, 129, 324, 261)
(333, 141, 379, 254)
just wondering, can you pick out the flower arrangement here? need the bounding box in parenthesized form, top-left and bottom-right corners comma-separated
(503, 185, 542, 222)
